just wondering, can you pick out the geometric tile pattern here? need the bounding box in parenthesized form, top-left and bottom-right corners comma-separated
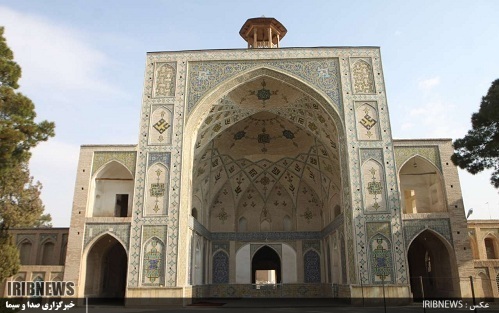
(342, 51, 407, 285)
(370, 234, 393, 283)
(212, 251, 229, 284)
(148, 152, 171, 168)
(304, 250, 321, 283)
(351, 58, 375, 94)
(403, 218, 453, 248)
(153, 63, 176, 98)
(149, 106, 174, 145)
(40, 234, 58, 243)
(356, 102, 380, 140)
(145, 163, 169, 215)
(92, 151, 137, 176)
(212, 242, 230, 255)
(303, 240, 321, 254)
(360, 149, 384, 164)
(394, 146, 442, 172)
(83, 223, 130, 251)
(188, 59, 341, 114)
(142, 237, 165, 285)
(362, 160, 387, 212)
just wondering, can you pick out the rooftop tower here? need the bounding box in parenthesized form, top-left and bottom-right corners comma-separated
(239, 17, 287, 49)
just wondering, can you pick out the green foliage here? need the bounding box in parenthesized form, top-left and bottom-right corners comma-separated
(451, 79, 499, 188)
(0, 163, 50, 228)
(0, 27, 21, 89)
(0, 26, 55, 281)
(0, 229, 19, 282)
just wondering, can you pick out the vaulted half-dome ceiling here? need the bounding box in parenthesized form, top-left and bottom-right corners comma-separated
(192, 76, 343, 232)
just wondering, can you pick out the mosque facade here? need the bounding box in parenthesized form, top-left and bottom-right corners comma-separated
(3, 18, 486, 304)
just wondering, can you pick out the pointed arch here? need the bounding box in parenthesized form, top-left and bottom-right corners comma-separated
(18, 239, 33, 265)
(212, 250, 229, 284)
(478, 272, 493, 299)
(142, 236, 165, 286)
(238, 216, 247, 232)
(304, 249, 321, 283)
(407, 229, 459, 299)
(369, 233, 393, 283)
(252, 245, 282, 284)
(145, 162, 170, 216)
(484, 236, 498, 259)
(83, 233, 127, 298)
(39, 239, 55, 265)
(399, 154, 446, 214)
(362, 159, 387, 212)
(407, 227, 453, 250)
(84, 232, 128, 257)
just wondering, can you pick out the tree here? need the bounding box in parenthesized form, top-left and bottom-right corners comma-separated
(451, 79, 499, 189)
(0, 26, 55, 281)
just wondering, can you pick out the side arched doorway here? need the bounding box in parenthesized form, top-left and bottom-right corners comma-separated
(408, 230, 457, 299)
(252, 246, 281, 285)
(85, 234, 127, 301)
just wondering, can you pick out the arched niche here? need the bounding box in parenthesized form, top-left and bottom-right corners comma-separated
(252, 246, 281, 285)
(19, 240, 33, 265)
(212, 250, 229, 284)
(185, 67, 346, 236)
(303, 249, 321, 283)
(39, 240, 55, 265)
(238, 217, 247, 232)
(407, 229, 459, 299)
(352, 59, 375, 94)
(484, 236, 497, 259)
(362, 159, 387, 212)
(399, 155, 446, 214)
(142, 237, 165, 286)
(478, 272, 493, 300)
(192, 239, 203, 285)
(149, 106, 173, 144)
(144, 162, 169, 216)
(89, 161, 134, 217)
(84, 234, 127, 299)
(355, 102, 380, 140)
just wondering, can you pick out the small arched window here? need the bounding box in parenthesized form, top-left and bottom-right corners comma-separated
(238, 217, 247, 232)
(41, 241, 55, 265)
(485, 237, 496, 259)
(19, 240, 32, 265)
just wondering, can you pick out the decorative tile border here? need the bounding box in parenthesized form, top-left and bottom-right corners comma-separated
(403, 218, 453, 247)
(83, 223, 131, 251)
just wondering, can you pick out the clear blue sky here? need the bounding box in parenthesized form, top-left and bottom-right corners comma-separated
(1, 1, 498, 226)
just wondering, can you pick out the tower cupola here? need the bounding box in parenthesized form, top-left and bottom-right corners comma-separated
(239, 17, 287, 49)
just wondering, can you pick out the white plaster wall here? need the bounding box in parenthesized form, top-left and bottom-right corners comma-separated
(282, 244, 297, 283)
(235, 244, 251, 283)
(93, 180, 134, 217)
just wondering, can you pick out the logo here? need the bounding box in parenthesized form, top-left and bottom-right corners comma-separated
(7, 281, 75, 297)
